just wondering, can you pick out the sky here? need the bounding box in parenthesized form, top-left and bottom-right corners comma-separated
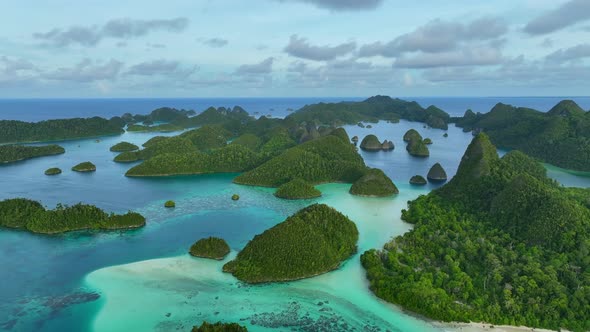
(1, 0, 589, 98)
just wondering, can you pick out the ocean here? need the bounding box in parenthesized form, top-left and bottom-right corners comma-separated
(0, 96, 589, 122)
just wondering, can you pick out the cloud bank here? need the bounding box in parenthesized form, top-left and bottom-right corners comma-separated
(276, 0, 384, 11)
(33, 17, 189, 47)
(524, 0, 590, 35)
(284, 35, 356, 61)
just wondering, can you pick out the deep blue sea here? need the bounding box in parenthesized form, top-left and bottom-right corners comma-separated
(1, 97, 590, 332)
(0, 96, 589, 122)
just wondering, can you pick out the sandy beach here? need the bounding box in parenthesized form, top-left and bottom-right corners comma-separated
(441, 322, 565, 332)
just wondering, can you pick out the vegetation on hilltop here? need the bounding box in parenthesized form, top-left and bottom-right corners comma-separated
(223, 204, 358, 283)
(72, 162, 96, 172)
(0, 117, 125, 144)
(45, 167, 62, 176)
(189, 237, 231, 260)
(454, 100, 590, 171)
(359, 135, 394, 151)
(0, 198, 145, 234)
(286, 96, 451, 129)
(409, 175, 427, 185)
(230, 133, 263, 151)
(233, 135, 367, 187)
(403, 129, 423, 142)
(109, 142, 139, 152)
(125, 144, 261, 177)
(127, 123, 183, 133)
(0, 144, 65, 164)
(350, 168, 398, 197)
(274, 178, 322, 200)
(361, 133, 590, 331)
(427, 163, 447, 182)
(406, 139, 430, 157)
(191, 322, 247, 332)
(114, 151, 139, 163)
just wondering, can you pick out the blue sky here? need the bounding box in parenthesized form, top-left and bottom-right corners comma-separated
(1, 0, 589, 97)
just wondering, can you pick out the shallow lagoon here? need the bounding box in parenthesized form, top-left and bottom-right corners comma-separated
(1, 120, 590, 332)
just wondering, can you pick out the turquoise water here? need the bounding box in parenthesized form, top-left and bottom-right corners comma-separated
(2, 119, 590, 331)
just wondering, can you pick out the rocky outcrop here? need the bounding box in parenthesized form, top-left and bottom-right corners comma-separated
(360, 135, 395, 151)
(427, 163, 447, 182)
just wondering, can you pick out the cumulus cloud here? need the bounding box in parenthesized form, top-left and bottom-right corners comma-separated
(394, 46, 504, 68)
(275, 0, 383, 11)
(44, 59, 123, 82)
(359, 17, 507, 57)
(286, 59, 398, 88)
(524, 0, 590, 35)
(127, 59, 198, 79)
(0, 56, 36, 75)
(201, 38, 229, 48)
(235, 57, 274, 75)
(33, 17, 189, 47)
(284, 35, 356, 61)
(546, 43, 590, 62)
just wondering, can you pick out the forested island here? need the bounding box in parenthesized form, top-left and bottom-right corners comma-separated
(223, 204, 358, 283)
(0, 144, 65, 164)
(287, 96, 451, 129)
(72, 162, 96, 172)
(110, 141, 139, 152)
(120, 107, 402, 196)
(189, 237, 230, 260)
(427, 163, 447, 182)
(359, 135, 394, 151)
(45, 167, 62, 175)
(454, 100, 590, 171)
(0, 96, 450, 145)
(349, 168, 398, 197)
(191, 322, 247, 332)
(0, 198, 145, 234)
(361, 133, 590, 331)
(409, 175, 427, 185)
(403, 129, 429, 157)
(0, 117, 125, 144)
(274, 179, 322, 200)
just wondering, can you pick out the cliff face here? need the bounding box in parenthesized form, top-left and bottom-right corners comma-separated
(455, 133, 499, 181)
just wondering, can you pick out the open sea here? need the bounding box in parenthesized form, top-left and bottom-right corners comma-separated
(1, 96, 589, 122)
(0, 97, 589, 332)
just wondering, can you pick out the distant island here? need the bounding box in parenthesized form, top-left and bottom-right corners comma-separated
(287, 96, 451, 129)
(223, 204, 358, 283)
(454, 100, 590, 172)
(44, 167, 62, 176)
(0, 198, 145, 234)
(189, 237, 230, 260)
(118, 108, 402, 196)
(409, 175, 427, 185)
(404, 129, 429, 157)
(72, 161, 96, 172)
(0, 144, 65, 164)
(359, 135, 395, 151)
(110, 141, 139, 152)
(0, 117, 125, 144)
(427, 163, 447, 182)
(0, 96, 451, 145)
(361, 133, 590, 332)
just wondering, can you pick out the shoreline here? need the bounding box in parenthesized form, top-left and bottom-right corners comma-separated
(439, 322, 562, 332)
